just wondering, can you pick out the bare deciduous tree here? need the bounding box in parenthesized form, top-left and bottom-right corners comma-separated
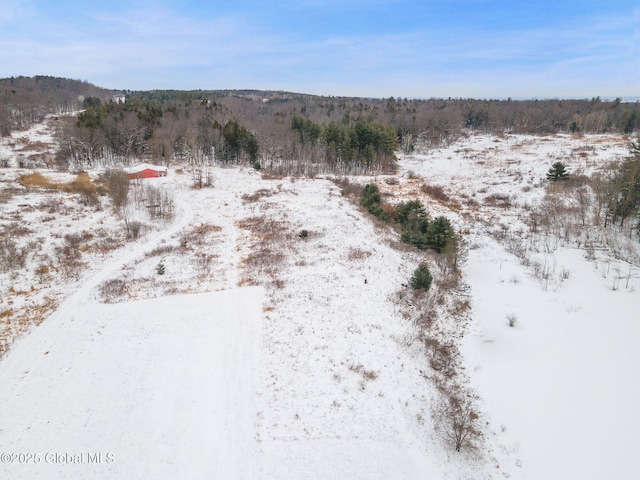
(102, 169, 130, 213)
(432, 390, 482, 452)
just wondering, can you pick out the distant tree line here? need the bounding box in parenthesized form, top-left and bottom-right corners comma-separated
(2, 77, 639, 173)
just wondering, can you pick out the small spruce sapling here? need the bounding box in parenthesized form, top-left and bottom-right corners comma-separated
(410, 263, 433, 291)
(546, 161, 569, 181)
(156, 261, 166, 275)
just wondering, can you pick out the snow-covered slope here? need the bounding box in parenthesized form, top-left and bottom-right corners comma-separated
(398, 132, 640, 479)
(1, 126, 638, 479)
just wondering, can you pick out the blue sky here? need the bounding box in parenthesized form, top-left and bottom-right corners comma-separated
(0, 0, 637, 98)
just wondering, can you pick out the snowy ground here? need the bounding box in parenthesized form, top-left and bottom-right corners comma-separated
(399, 132, 640, 479)
(0, 288, 264, 480)
(463, 238, 640, 480)
(0, 126, 638, 479)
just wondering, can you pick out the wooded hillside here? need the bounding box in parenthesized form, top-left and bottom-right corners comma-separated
(2, 76, 639, 175)
(0, 76, 115, 136)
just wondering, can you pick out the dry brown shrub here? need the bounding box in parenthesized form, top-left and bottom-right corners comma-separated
(331, 177, 364, 199)
(237, 216, 288, 241)
(0, 236, 28, 272)
(546, 174, 590, 193)
(483, 193, 513, 208)
(99, 278, 130, 303)
(259, 170, 284, 180)
(19, 172, 56, 189)
(180, 223, 222, 248)
(34, 264, 50, 282)
(349, 364, 379, 380)
(432, 389, 482, 452)
(146, 244, 178, 258)
(15, 139, 51, 152)
(421, 183, 450, 202)
(237, 215, 290, 287)
(435, 272, 461, 290)
(54, 232, 92, 278)
(382, 203, 397, 222)
(424, 336, 458, 378)
(242, 189, 275, 203)
(242, 246, 285, 271)
(95, 237, 124, 254)
(452, 299, 471, 316)
(384, 177, 399, 185)
(347, 247, 373, 261)
(237, 277, 258, 287)
(194, 252, 215, 274)
(414, 309, 437, 331)
(4, 222, 32, 236)
(0, 295, 59, 359)
(99, 169, 129, 211)
(386, 238, 421, 253)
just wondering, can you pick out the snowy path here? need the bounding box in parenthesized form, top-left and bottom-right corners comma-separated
(0, 288, 264, 480)
(0, 198, 194, 381)
(0, 192, 267, 479)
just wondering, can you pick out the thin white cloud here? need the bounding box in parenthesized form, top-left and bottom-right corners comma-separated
(0, 1, 635, 97)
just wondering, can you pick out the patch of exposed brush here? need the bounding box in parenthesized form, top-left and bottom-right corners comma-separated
(18, 172, 103, 208)
(0, 295, 59, 360)
(236, 215, 293, 289)
(180, 223, 223, 249)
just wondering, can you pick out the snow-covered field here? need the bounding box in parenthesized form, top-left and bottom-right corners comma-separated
(0, 288, 264, 480)
(0, 125, 638, 479)
(464, 238, 640, 480)
(399, 133, 640, 479)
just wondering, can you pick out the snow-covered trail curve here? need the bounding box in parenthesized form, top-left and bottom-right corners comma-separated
(0, 186, 268, 480)
(0, 198, 193, 380)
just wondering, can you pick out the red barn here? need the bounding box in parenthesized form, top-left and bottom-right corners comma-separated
(125, 163, 168, 180)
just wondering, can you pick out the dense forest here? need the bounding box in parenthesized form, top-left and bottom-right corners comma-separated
(2, 76, 639, 175)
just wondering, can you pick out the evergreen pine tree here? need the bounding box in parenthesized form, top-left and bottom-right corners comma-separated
(426, 216, 455, 253)
(156, 261, 166, 275)
(360, 184, 389, 221)
(410, 264, 433, 291)
(546, 161, 569, 181)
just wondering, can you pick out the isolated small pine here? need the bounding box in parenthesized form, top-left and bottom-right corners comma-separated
(410, 263, 433, 291)
(156, 261, 166, 276)
(546, 161, 569, 181)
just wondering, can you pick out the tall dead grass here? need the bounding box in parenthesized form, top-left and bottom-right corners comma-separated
(19, 172, 103, 208)
(236, 216, 291, 288)
(19, 171, 103, 194)
(0, 296, 59, 359)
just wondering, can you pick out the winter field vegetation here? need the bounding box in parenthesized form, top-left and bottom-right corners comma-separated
(0, 77, 639, 479)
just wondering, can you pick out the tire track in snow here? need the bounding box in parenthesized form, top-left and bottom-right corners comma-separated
(214, 288, 262, 479)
